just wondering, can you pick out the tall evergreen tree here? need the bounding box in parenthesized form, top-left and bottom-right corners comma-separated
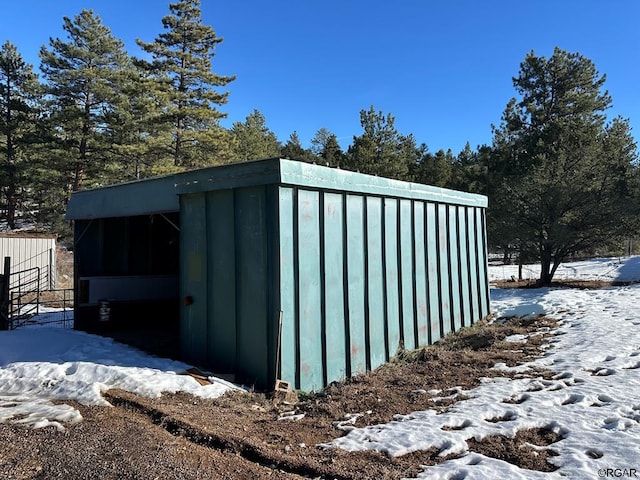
(231, 109, 281, 161)
(39, 9, 129, 193)
(281, 131, 313, 162)
(413, 148, 454, 187)
(137, 0, 235, 168)
(492, 48, 638, 284)
(346, 106, 418, 180)
(310, 127, 345, 167)
(0, 41, 41, 229)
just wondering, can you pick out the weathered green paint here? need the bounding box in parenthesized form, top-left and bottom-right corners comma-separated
(413, 202, 429, 346)
(206, 190, 236, 372)
(277, 160, 487, 208)
(468, 208, 480, 323)
(426, 203, 440, 343)
(73, 158, 489, 392)
(346, 195, 367, 375)
(438, 203, 452, 337)
(458, 206, 472, 328)
(180, 193, 208, 366)
(449, 205, 462, 331)
(323, 193, 347, 384)
(234, 186, 272, 387)
(297, 189, 323, 391)
(278, 187, 296, 386)
(383, 198, 401, 357)
(477, 209, 490, 318)
(399, 199, 415, 351)
(365, 197, 386, 370)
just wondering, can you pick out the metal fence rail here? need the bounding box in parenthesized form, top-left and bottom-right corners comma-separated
(9, 288, 74, 329)
(1, 256, 73, 330)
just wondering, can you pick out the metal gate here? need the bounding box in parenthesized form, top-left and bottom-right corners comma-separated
(0, 256, 73, 330)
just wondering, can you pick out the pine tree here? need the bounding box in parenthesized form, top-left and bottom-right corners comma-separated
(105, 62, 174, 180)
(39, 9, 129, 193)
(492, 48, 638, 285)
(137, 0, 235, 168)
(281, 131, 313, 162)
(413, 148, 454, 187)
(0, 41, 41, 229)
(310, 128, 345, 167)
(346, 106, 417, 180)
(231, 109, 281, 161)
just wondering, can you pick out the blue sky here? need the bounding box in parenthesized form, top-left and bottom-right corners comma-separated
(1, 1, 638, 154)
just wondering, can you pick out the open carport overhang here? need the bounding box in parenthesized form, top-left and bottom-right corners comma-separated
(65, 174, 183, 220)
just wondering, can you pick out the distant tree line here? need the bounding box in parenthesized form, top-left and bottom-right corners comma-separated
(1, 0, 638, 285)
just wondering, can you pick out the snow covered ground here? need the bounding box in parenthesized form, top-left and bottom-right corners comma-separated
(327, 257, 640, 478)
(1, 256, 639, 478)
(488, 255, 640, 283)
(0, 327, 241, 430)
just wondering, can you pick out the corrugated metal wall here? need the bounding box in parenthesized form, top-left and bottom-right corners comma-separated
(278, 188, 490, 392)
(177, 159, 489, 392)
(180, 186, 280, 390)
(0, 235, 57, 290)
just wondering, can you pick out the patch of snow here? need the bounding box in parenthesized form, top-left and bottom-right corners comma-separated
(0, 327, 242, 429)
(325, 260, 640, 479)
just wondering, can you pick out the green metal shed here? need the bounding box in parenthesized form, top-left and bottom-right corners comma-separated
(67, 158, 489, 392)
(175, 158, 489, 391)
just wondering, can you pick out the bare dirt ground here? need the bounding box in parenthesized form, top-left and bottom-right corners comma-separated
(0, 315, 561, 480)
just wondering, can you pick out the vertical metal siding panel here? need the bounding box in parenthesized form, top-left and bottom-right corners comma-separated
(206, 190, 237, 373)
(180, 193, 209, 365)
(438, 204, 452, 337)
(346, 195, 366, 374)
(448, 205, 462, 331)
(426, 203, 440, 343)
(467, 208, 480, 323)
(278, 187, 297, 386)
(265, 186, 280, 387)
(365, 196, 386, 371)
(399, 199, 415, 350)
(235, 186, 270, 388)
(323, 192, 347, 384)
(297, 189, 323, 391)
(478, 209, 490, 318)
(458, 207, 472, 327)
(383, 199, 401, 357)
(413, 202, 428, 346)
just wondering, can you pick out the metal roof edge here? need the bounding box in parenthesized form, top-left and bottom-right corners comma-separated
(174, 158, 282, 194)
(66, 158, 488, 221)
(278, 159, 488, 208)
